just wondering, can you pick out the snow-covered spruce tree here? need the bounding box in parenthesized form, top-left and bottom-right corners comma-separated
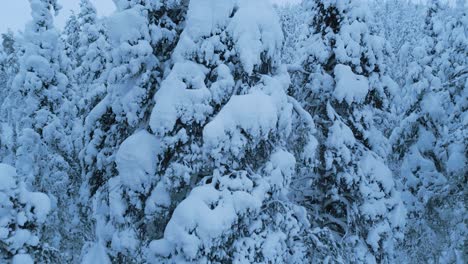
(435, 0, 467, 90)
(62, 12, 80, 71)
(0, 45, 5, 108)
(278, 3, 310, 66)
(391, 1, 445, 117)
(73, 0, 112, 127)
(0, 36, 11, 159)
(80, 0, 189, 262)
(1, 30, 15, 56)
(0, 0, 81, 261)
(370, 0, 426, 87)
(390, 2, 467, 262)
(290, 0, 405, 262)
(370, 0, 426, 54)
(74, 3, 112, 240)
(125, 0, 316, 262)
(0, 30, 17, 100)
(0, 31, 21, 164)
(0, 163, 51, 263)
(60, 10, 85, 163)
(75, 0, 111, 90)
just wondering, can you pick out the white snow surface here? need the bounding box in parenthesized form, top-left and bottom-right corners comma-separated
(227, 0, 283, 74)
(174, 0, 283, 74)
(0, 163, 16, 191)
(150, 184, 261, 259)
(106, 7, 147, 45)
(203, 90, 278, 156)
(149, 61, 212, 135)
(81, 242, 111, 264)
(334, 64, 369, 104)
(116, 130, 161, 192)
(12, 254, 33, 264)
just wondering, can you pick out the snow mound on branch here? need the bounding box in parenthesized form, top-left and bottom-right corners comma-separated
(116, 130, 161, 192)
(447, 143, 466, 174)
(266, 150, 296, 195)
(203, 90, 278, 159)
(149, 61, 212, 135)
(0, 163, 16, 191)
(228, 0, 283, 74)
(12, 254, 33, 264)
(0, 163, 51, 261)
(0, 164, 51, 225)
(19, 184, 51, 224)
(81, 242, 111, 264)
(334, 64, 369, 104)
(106, 7, 147, 45)
(183, 0, 234, 39)
(175, 0, 282, 74)
(359, 154, 394, 195)
(149, 149, 297, 261)
(149, 184, 260, 259)
(209, 64, 235, 104)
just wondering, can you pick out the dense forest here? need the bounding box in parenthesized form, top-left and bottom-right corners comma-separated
(0, 0, 466, 263)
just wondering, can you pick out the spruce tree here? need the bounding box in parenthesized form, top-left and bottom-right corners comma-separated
(0, 0, 465, 262)
(62, 12, 80, 70)
(144, 0, 313, 262)
(292, 0, 405, 262)
(390, 1, 467, 262)
(0, 0, 80, 261)
(0, 31, 20, 164)
(0, 164, 51, 263)
(80, 0, 189, 261)
(73, 0, 112, 131)
(75, 0, 111, 89)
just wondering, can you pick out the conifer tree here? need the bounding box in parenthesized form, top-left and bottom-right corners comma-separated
(80, 0, 189, 261)
(292, 0, 405, 262)
(390, 1, 467, 262)
(0, 30, 17, 98)
(62, 12, 80, 70)
(0, 164, 51, 263)
(140, 0, 314, 262)
(0, 0, 80, 261)
(73, 0, 112, 126)
(75, 0, 110, 88)
(0, 0, 465, 262)
(0, 31, 20, 164)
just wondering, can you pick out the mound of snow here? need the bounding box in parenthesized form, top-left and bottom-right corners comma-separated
(334, 64, 369, 104)
(116, 130, 161, 192)
(203, 90, 278, 159)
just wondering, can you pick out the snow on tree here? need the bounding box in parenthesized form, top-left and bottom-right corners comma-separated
(278, 3, 311, 66)
(62, 12, 80, 70)
(389, 2, 467, 262)
(0, 30, 17, 99)
(0, 31, 18, 101)
(79, 0, 189, 262)
(0, 46, 5, 106)
(0, 163, 51, 263)
(75, 0, 111, 88)
(290, 0, 405, 262)
(371, 0, 426, 53)
(72, 0, 113, 160)
(369, 0, 427, 88)
(0, 0, 81, 261)
(0, 0, 466, 262)
(0, 31, 21, 165)
(136, 0, 314, 262)
(73, 1, 113, 232)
